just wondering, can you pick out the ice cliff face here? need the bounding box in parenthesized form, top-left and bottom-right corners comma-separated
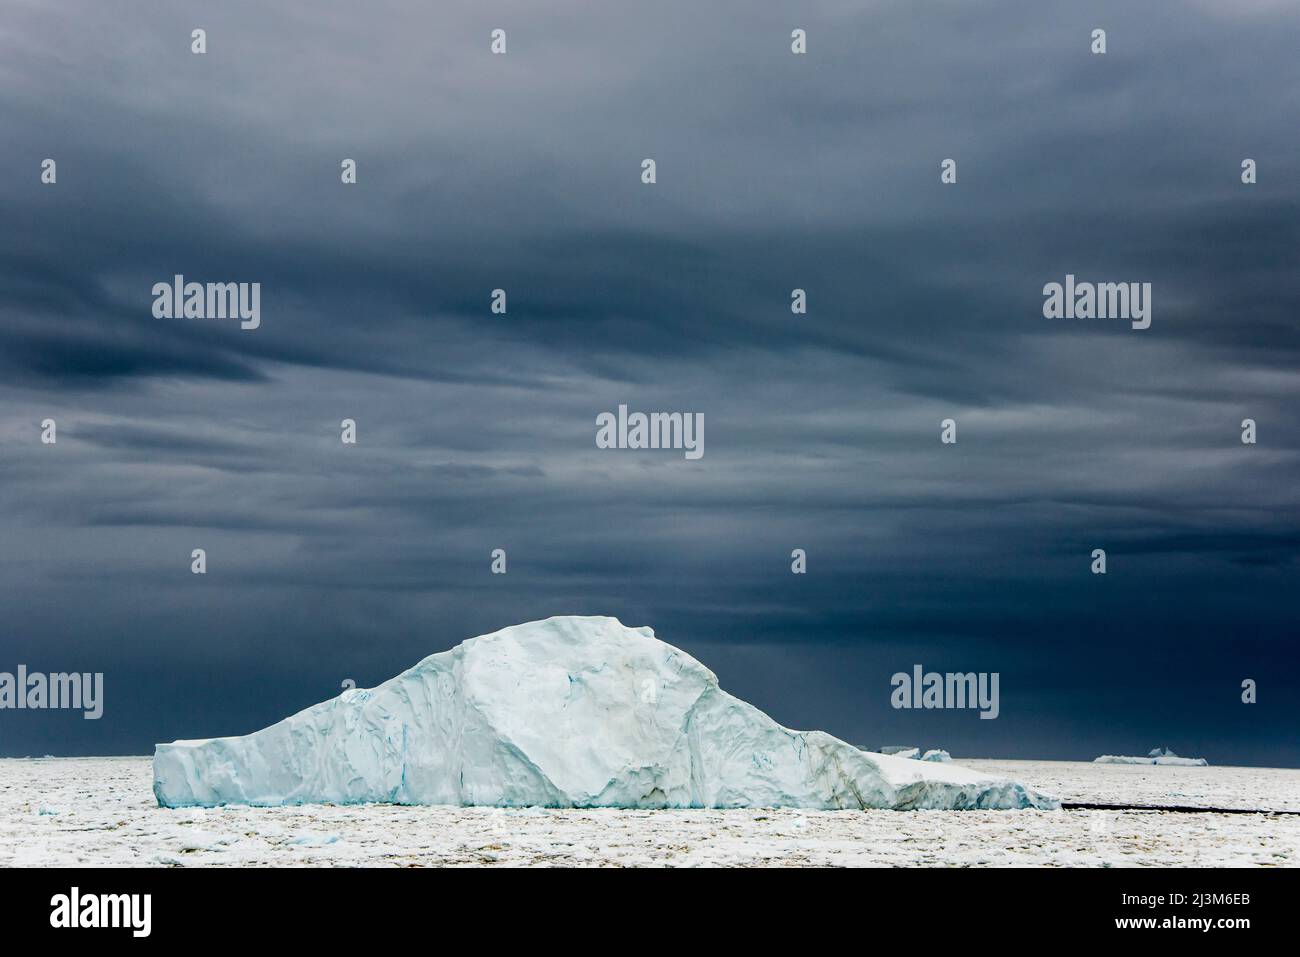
(154, 616, 1057, 810)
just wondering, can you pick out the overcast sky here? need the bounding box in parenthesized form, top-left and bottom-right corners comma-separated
(1, 0, 1297, 764)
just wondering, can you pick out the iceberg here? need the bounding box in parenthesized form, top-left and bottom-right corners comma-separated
(922, 749, 952, 762)
(1094, 750, 1208, 767)
(154, 616, 1058, 810)
(883, 746, 921, 759)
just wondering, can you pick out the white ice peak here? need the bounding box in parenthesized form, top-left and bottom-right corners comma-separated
(154, 616, 1057, 810)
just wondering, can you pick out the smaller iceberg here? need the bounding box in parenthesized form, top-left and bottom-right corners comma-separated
(1094, 748, 1208, 767)
(863, 746, 949, 762)
(878, 745, 920, 758)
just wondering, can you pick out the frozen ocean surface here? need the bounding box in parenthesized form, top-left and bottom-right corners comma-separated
(2, 757, 1296, 867)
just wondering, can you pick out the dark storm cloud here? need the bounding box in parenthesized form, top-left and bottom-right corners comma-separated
(1, 0, 1297, 765)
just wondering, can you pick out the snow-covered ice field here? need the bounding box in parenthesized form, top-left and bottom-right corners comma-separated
(1, 757, 1296, 867)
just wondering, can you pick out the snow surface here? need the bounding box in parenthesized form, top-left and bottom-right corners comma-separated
(154, 616, 1056, 811)
(4, 757, 1297, 867)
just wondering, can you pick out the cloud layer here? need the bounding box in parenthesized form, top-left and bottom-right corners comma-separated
(2, 1, 1297, 763)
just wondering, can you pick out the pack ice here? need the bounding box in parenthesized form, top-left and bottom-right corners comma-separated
(153, 617, 1057, 810)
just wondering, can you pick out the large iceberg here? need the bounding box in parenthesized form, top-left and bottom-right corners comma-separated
(154, 616, 1057, 810)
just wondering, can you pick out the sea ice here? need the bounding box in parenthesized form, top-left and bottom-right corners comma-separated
(154, 617, 1057, 811)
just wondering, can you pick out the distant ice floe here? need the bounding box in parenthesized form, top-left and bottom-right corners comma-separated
(1094, 747, 1208, 767)
(864, 746, 951, 762)
(154, 616, 1057, 811)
